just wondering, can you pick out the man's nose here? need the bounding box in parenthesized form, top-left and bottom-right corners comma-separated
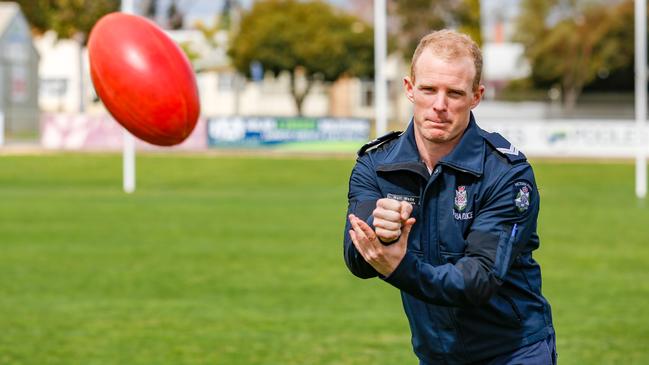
(433, 94, 447, 111)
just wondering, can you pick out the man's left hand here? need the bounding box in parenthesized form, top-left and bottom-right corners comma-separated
(348, 214, 416, 277)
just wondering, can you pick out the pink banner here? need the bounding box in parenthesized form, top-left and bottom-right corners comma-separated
(41, 113, 207, 151)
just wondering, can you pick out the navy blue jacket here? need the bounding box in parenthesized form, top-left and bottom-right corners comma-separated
(343, 115, 554, 364)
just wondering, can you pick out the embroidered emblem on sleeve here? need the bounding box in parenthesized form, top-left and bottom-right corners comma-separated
(513, 181, 533, 213)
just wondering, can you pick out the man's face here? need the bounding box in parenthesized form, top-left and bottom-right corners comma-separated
(404, 49, 484, 146)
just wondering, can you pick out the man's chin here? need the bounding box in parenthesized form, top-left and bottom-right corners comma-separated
(423, 132, 450, 144)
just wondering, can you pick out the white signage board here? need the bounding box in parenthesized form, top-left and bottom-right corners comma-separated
(479, 119, 649, 158)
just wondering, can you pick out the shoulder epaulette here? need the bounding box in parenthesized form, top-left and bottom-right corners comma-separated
(357, 130, 402, 157)
(482, 131, 527, 163)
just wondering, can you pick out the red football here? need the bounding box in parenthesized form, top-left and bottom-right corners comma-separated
(88, 13, 200, 146)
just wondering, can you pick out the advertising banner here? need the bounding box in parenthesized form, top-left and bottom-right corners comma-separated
(207, 116, 370, 152)
(479, 119, 649, 158)
(40, 114, 648, 157)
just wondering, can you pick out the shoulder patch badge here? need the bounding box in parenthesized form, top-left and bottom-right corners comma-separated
(513, 181, 533, 213)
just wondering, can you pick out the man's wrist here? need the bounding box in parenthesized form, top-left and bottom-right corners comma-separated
(378, 234, 400, 245)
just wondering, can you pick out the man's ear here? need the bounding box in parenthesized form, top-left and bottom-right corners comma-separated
(404, 76, 415, 103)
(470, 84, 485, 109)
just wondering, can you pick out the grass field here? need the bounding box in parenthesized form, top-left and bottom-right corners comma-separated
(0, 153, 648, 365)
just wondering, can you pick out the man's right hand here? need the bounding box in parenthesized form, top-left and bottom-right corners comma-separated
(372, 198, 414, 244)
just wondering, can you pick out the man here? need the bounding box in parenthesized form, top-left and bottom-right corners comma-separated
(343, 30, 556, 364)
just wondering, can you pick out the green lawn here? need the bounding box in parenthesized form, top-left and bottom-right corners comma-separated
(0, 153, 647, 365)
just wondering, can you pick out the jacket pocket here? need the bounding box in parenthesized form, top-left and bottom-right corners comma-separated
(493, 293, 522, 326)
(457, 292, 521, 330)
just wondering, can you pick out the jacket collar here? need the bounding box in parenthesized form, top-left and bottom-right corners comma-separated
(377, 112, 484, 177)
(439, 113, 485, 177)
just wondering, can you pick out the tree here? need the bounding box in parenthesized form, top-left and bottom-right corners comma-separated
(515, 0, 633, 110)
(142, 0, 158, 19)
(582, 0, 636, 92)
(228, 0, 374, 116)
(393, 0, 482, 62)
(167, 0, 184, 30)
(14, 0, 119, 41)
(456, 0, 481, 45)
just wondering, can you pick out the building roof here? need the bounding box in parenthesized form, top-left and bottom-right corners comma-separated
(0, 2, 19, 36)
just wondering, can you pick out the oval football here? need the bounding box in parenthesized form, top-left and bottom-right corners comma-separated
(88, 13, 200, 146)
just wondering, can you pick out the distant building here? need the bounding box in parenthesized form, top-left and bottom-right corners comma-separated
(171, 28, 333, 118)
(36, 31, 87, 114)
(171, 28, 386, 120)
(35, 1, 406, 125)
(0, 2, 39, 137)
(36, 25, 382, 121)
(480, 0, 530, 98)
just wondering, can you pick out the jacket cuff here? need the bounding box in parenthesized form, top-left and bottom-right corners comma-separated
(382, 251, 418, 289)
(365, 215, 375, 229)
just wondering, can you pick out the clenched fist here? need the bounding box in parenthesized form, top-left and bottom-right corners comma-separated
(373, 198, 414, 244)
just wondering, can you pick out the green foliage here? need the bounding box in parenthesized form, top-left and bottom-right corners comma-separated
(228, 0, 374, 115)
(456, 0, 482, 47)
(178, 41, 201, 65)
(0, 154, 648, 364)
(195, 19, 221, 47)
(515, 0, 634, 109)
(193, 9, 231, 71)
(497, 77, 550, 102)
(14, 0, 119, 40)
(393, 0, 482, 62)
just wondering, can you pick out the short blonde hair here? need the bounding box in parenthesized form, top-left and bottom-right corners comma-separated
(410, 29, 482, 90)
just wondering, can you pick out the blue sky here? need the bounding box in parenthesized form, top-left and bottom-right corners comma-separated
(142, 0, 522, 34)
(138, 0, 359, 28)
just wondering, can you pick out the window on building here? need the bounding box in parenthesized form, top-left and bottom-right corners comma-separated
(218, 72, 235, 91)
(40, 78, 68, 97)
